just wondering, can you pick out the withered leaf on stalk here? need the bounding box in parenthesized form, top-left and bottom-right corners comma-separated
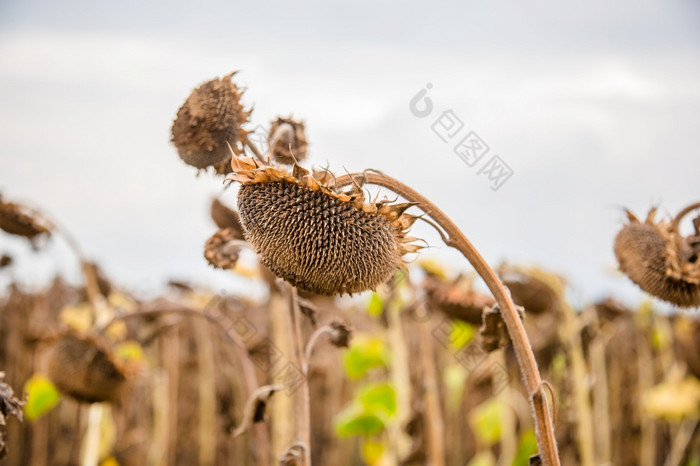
(232, 385, 280, 438)
(0, 372, 25, 459)
(480, 304, 525, 353)
(210, 198, 245, 237)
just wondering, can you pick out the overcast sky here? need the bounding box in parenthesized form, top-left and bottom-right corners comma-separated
(1, 0, 699, 309)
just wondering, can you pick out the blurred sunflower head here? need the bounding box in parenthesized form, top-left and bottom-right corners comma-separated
(614, 205, 700, 307)
(204, 227, 244, 270)
(171, 73, 250, 171)
(46, 333, 127, 403)
(0, 195, 51, 244)
(267, 117, 308, 164)
(226, 156, 421, 295)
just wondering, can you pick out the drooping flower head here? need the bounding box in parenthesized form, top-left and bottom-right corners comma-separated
(46, 333, 127, 403)
(615, 206, 700, 307)
(226, 156, 421, 295)
(171, 73, 250, 171)
(0, 195, 51, 246)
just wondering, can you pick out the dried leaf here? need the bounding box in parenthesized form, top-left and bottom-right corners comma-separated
(0, 372, 25, 459)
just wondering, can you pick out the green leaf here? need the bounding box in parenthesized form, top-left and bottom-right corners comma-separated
(342, 337, 389, 379)
(513, 430, 538, 466)
(114, 340, 144, 362)
(468, 398, 505, 446)
(334, 405, 386, 437)
(361, 439, 384, 464)
(444, 363, 467, 408)
(24, 374, 61, 421)
(367, 293, 384, 317)
(358, 383, 397, 418)
(449, 320, 476, 350)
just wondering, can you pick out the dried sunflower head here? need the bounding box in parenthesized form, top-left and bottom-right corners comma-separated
(614, 206, 700, 307)
(0, 195, 51, 243)
(225, 156, 421, 295)
(171, 73, 250, 170)
(204, 227, 244, 270)
(422, 274, 494, 324)
(267, 117, 308, 164)
(500, 267, 560, 315)
(46, 333, 127, 403)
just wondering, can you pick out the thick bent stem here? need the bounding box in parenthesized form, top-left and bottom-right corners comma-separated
(334, 172, 560, 465)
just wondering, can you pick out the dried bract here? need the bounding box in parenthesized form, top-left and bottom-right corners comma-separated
(614, 205, 700, 307)
(227, 156, 421, 295)
(204, 228, 243, 270)
(46, 334, 127, 403)
(328, 320, 353, 348)
(171, 73, 250, 170)
(267, 117, 308, 164)
(210, 198, 244, 237)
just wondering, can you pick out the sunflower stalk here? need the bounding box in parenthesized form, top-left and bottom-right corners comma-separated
(333, 172, 560, 465)
(287, 285, 312, 466)
(304, 326, 334, 372)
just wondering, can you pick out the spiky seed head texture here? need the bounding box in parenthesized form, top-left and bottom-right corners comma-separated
(0, 196, 50, 241)
(614, 208, 700, 307)
(226, 156, 421, 295)
(204, 227, 243, 270)
(171, 73, 250, 169)
(267, 117, 308, 164)
(46, 334, 127, 403)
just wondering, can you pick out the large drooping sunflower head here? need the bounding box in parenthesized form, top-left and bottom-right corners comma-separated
(226, 156, 421, 295)
(614, 206, 700, 307)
